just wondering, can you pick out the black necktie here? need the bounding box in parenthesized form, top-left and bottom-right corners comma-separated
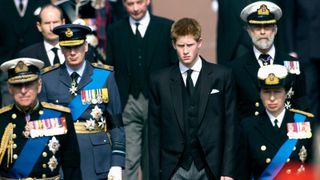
(274, 119, 280, 129)
(259, 54, 271, 66)
(51, 47, 60, 65)
(70, 72, 79, 87)
(186, 69, 194, 96)
(19, 0, 23, 11)
(135, 22, 142, 39)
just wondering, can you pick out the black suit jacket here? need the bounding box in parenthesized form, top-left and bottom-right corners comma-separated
(284, 0, 320, 62)
(148, 59, 237, 180)
(17, 42, 51, 67)
(106, 15, 177, 107)
(0, 0, 49, 62)
(239, 110, 314, 179)
(231, 50, 308, 119)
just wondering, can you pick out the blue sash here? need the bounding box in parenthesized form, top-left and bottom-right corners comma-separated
(69, 68, 110, 121)
(260, 113, 306, 179)
(8, 109, 61, 178)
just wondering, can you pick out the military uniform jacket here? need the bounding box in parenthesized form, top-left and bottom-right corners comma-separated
(0, 102, 81, 179)
(239, 110, 314, 179)
(40, 61, 125, 179)
(231, 50, 308, 119)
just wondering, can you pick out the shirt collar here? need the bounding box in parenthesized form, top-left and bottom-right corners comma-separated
(253, 45, 276, 60)
(266, 108, 286, 127)
(179, 56, 202, 74)
(66, 60, 86, 78)
(43, 41, 60, 53)
(129, 11, 150, 31)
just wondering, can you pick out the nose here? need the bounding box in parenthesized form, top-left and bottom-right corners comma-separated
(133, 3, 139, 11)
(20, 84, 27, 93)
(183, 46, 189, 54)
(270, 93, 275, 101)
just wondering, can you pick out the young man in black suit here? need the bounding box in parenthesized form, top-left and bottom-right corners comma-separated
(106, 0, 177, 179)
(149, 17, 237, 180)
(231, 1, 308, 119)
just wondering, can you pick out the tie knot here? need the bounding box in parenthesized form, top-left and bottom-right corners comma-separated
(259, 54, 271, 65)
(187, 69, 193, 76)
(274, 119, 279, 128)
(135, 22, 140, 27)
(70, 72, 79, 80)
(52, 47, 58, 54)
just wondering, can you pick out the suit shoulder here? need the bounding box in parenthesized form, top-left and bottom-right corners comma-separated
(41, 102, 71, 113)
(289, 108, 314, 118)
(41, 64, 60, 74)
(0, 104, 14, 115)
(91, 63, 114, 71)
(152, 15, 174, 24)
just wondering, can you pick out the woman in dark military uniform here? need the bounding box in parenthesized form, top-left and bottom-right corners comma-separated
(239, 64, 315, 180)
(0, 58, 81, 180)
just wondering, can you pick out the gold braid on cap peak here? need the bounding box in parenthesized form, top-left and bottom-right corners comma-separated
(257, 4, 270, 16)
(265, 73, 279, 85)
(0, 123, 14, 167)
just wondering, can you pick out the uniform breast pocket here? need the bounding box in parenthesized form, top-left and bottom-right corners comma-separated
(89, 132, 112, 173)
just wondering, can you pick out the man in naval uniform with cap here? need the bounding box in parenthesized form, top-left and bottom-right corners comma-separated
(230, 1, 308, 119)
(39, 24, 125, 180)
(0, 58, 81, 180)
(238, 64, 315, 180)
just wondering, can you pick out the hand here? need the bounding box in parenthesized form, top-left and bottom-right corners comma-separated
(220, 176, 233, 180)
(108, 166, 122, 180)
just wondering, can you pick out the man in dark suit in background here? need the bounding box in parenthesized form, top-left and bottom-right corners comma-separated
(17, 4, 65, 67)
(0, 0, 50, 106)
(106, 0, 177, 179)
(149, 17, 237, 180)
(284, 0, 320, 118)
(231, 1, 308, 119)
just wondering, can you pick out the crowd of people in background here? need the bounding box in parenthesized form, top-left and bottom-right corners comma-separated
(0, 0, 319, 180)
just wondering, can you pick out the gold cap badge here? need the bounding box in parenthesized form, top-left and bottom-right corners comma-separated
(65, 28, 73, 38)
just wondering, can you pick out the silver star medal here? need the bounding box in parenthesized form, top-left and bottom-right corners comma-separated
(48, 136, 60, 154)
(90, 105, 105, 130)
(69, 81, 78, 96)
(48, 155, 58, 172)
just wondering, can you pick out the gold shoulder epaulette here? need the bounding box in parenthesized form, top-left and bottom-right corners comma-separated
(91, 63, 114, 71)
(289, 108, 314, 118)
(0, 104, 13, 114)
(41, 64, 60, 74)
(41, 102, 70, 113)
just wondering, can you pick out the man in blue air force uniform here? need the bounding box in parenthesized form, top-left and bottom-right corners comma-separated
(239, 64, 315, 179)
(0, 58, 81, 180)
(39, 24, 125, 180)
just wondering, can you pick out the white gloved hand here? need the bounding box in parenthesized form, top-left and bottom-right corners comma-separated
(108, 166, 122, 180)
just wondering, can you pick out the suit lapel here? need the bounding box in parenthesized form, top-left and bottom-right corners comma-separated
(244, 51, 260, 91)
(77, 62, 94, 90)
(197, 60, 212, 125)
(39, 43, 51, 67)
(144, 16, 160, 68)
(59, 64, 72, 88)
(170, 67, 184, 132)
